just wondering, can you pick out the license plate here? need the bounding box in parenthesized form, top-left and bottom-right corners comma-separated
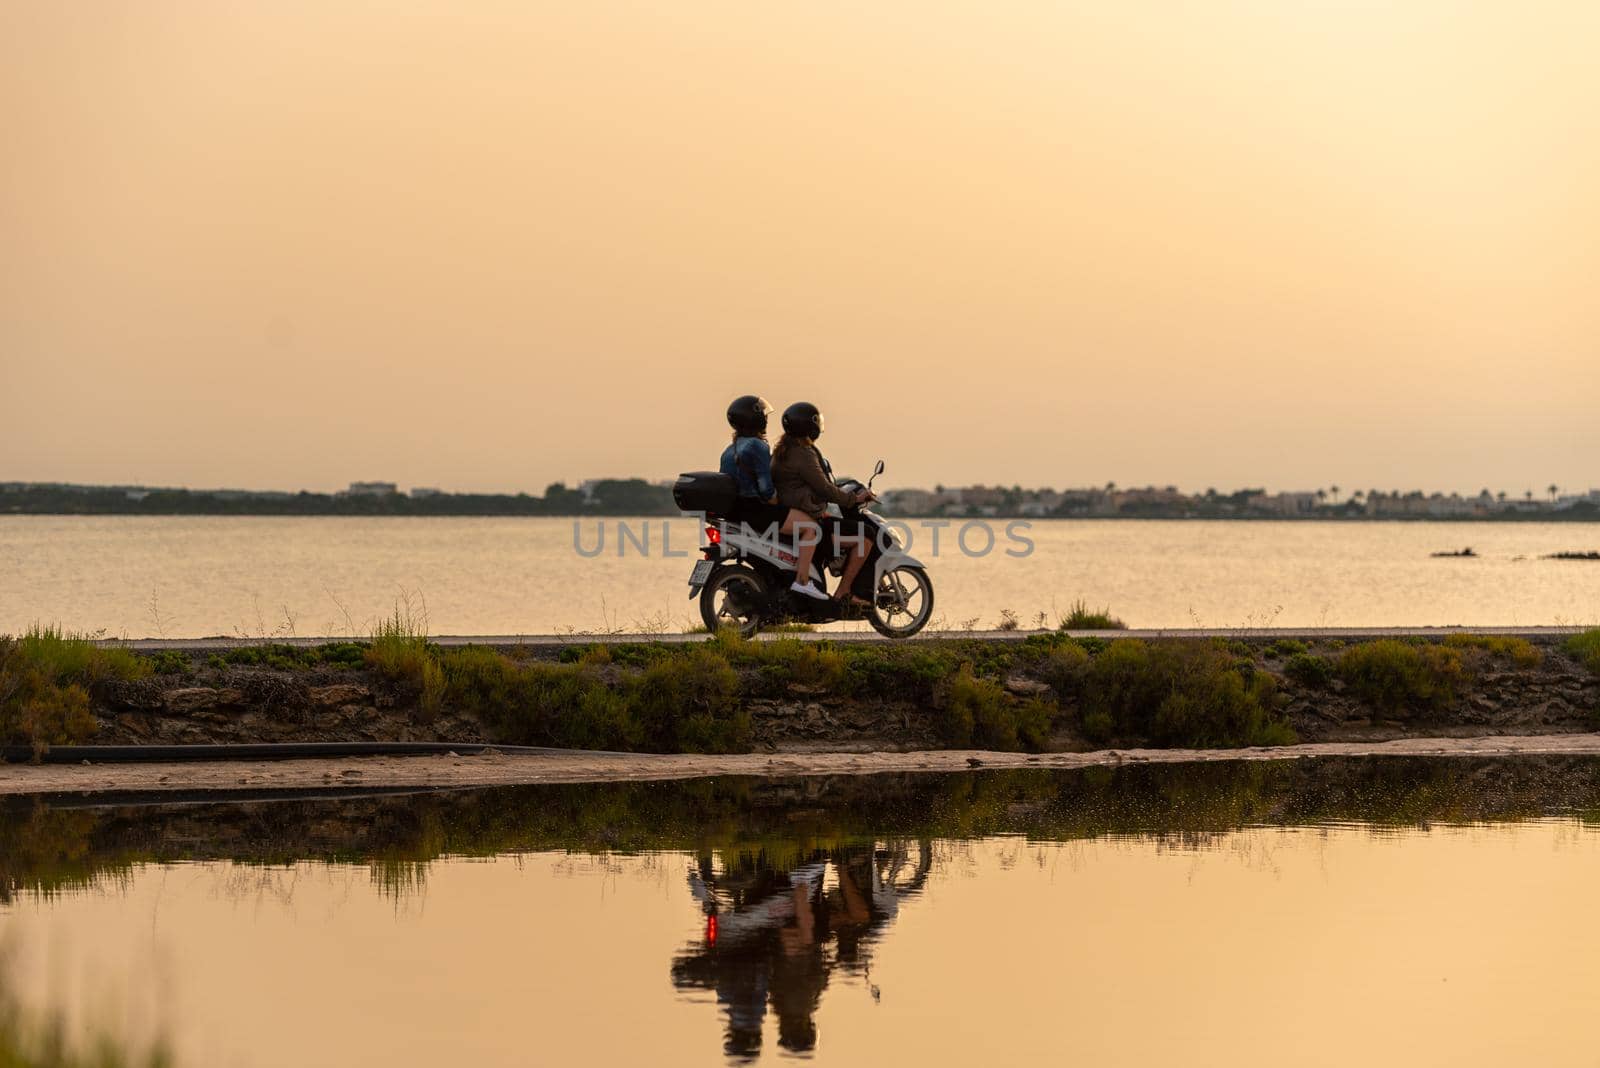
(688, 560, 714, 591)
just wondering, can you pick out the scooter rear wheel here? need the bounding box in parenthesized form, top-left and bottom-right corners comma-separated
(699, 565, 767, 638)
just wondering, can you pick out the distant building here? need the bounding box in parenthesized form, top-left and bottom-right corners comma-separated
(409, 487, 442, 498)
(880, 488, 939, 515)
(343, 481, 398, 497)
(1424, 493, 1477, 517)
(1556, 489, 1600, 510)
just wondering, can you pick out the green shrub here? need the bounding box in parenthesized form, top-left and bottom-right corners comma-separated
(840, 645, 955, 702)
(1014, 697, 1056, 751)
(569, 685, 637, 750)
(1059, 600, 1127, 630)
(214, 642, 364, 670)
(0, 627, 142, 754)
(1077, 638, 1293, 747)
(938, 665, 992, 748)
(146, 650, 193, 676)
(1563, 630, 1600, 676)
(442, 650, 641, 751)
(1266, 639, 1308, 659)
(936, 665, 1053, 752)
(1153, 663, 1291, 748)
(1283, 653, 1332, 688)
(1037, 642, 1089, 697)
(439, 646, 521, 717)
(757, 639, 848, 690)
(1337, 640, 1466, 716)
(1443, 634, 1542, 668)
(318, 642, 367, 668)
(629, 650, 744, 753)
(1081, 708, 1115, 743)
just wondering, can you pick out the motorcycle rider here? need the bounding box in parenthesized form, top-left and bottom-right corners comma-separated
(772, 401, 872, 603)
(720, 395, 801, 537)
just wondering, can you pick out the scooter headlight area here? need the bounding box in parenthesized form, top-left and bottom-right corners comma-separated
(676, 464, 934, 640)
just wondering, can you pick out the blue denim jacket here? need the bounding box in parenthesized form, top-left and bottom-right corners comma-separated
(720, 436, 776, 500)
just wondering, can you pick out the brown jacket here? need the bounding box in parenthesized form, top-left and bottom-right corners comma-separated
(774, 442, 855, 518)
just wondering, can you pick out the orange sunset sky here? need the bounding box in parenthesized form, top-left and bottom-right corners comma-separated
(3, 1, 1596, 495)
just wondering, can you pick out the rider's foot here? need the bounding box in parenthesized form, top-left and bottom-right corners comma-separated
(789, 581, 829, 601)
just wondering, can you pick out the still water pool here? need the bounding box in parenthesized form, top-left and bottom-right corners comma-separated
(5, 758, 1600, 1066)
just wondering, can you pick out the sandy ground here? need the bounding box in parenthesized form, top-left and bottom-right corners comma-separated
(6, 733, 1600, 795)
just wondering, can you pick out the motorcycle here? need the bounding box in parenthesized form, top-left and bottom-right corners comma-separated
(672, 460, 935, 638)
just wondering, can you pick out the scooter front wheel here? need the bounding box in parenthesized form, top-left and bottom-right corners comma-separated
(699, 565, 767, 638)
(868, 565, 934, 638)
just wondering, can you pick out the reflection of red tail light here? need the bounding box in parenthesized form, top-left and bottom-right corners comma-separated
(706, 915, 718, 944)
(706, 525, 721, 545)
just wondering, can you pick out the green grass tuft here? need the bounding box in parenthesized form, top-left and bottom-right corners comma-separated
(365, 605, 444, 716)
(1562, 629, 1600, 676)
(1443, 633, 1542, 668)
(1059, 600, 1127, 630)
(1, 626, 153, 755)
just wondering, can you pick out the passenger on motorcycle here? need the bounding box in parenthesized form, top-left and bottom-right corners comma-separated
(773, 401, 873, 604)
(720, 395, 802, 536)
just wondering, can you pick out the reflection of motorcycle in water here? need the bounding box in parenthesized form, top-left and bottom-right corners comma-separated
(670, 841, 933, 1059)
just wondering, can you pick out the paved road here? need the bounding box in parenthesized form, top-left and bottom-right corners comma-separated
(98, 625, 1590, 651)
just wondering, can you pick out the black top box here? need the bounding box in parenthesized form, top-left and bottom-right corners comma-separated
(672, 471, 737, 515)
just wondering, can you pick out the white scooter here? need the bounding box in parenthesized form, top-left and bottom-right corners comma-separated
(672, 460, 934, 638)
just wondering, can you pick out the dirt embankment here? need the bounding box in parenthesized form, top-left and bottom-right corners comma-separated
(77, 633, 1600, 753)
(10, 734, 1600, 796)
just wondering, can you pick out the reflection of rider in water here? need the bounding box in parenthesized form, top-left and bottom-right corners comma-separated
(771, 874, 829, 1052)
(671, 843, 930, 1059)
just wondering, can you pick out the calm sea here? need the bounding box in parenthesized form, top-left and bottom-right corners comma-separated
(3, 515, 1597, 636)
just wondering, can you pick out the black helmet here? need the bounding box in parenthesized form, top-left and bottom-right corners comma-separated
(726, 395, 773, 435)
(781, 401, 823, 439)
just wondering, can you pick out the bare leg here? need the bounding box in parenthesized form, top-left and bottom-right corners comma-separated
(833, 535, 871, 601)
(786, 515, 825, 593)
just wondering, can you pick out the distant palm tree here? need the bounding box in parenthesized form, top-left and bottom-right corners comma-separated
(1105, 481, 1117, 493)
(1525, 489, 1534, 502)
(1549, 483, 1559, 502)
(1497, 491, 1507, 504)
(1330, 484, 1340, 504)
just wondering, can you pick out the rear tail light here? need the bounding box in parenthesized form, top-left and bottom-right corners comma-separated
(705, 525, 721, 545)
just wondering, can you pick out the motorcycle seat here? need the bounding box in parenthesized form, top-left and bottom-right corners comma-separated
(724, 521, 799, 554)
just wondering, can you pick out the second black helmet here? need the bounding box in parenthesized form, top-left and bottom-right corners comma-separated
(781, 401, 823, 439)
(726, 395, 774, 435)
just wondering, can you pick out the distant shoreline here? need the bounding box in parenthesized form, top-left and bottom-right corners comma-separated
(3, 481, 1596, 521)
(3, 509, 1597, 523)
